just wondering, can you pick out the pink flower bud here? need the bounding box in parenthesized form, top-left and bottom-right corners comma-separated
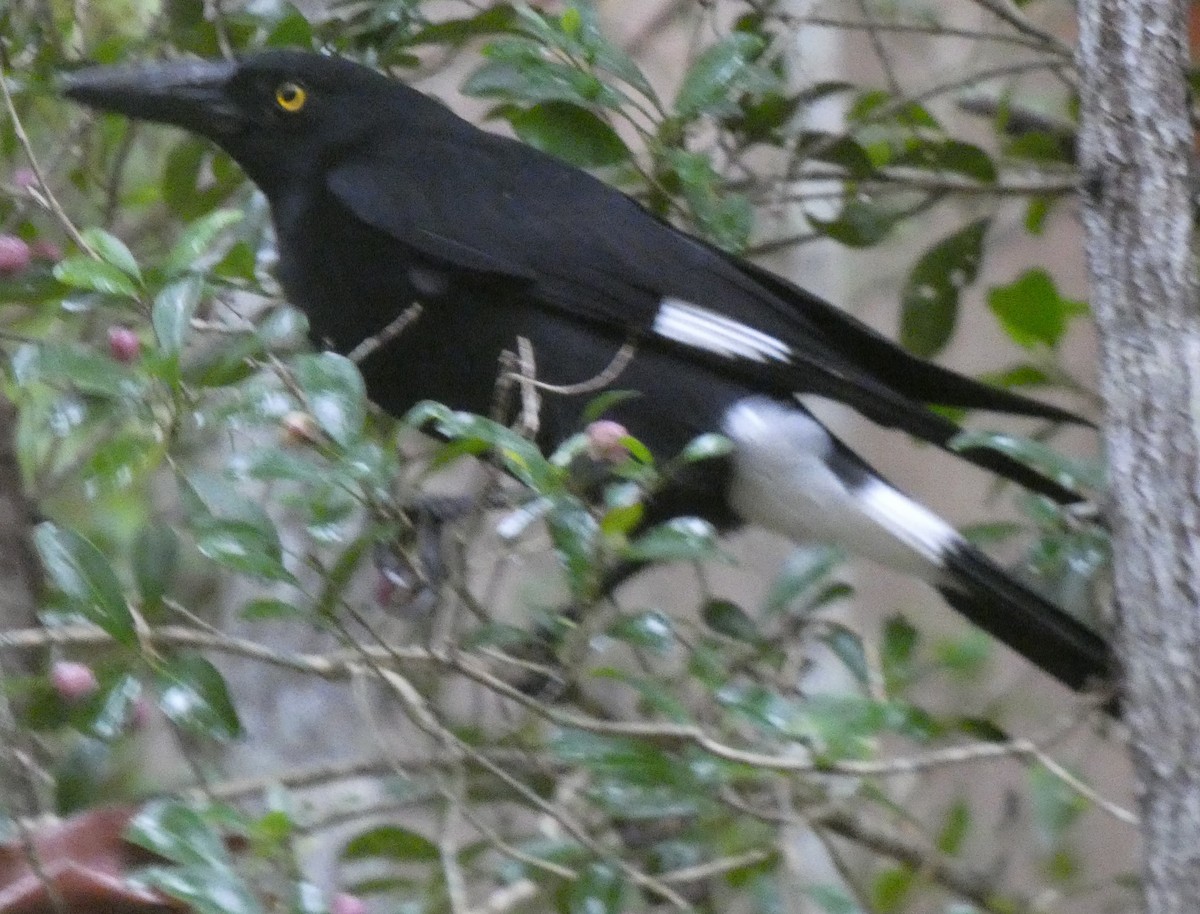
(331, 893, 368, 914)
(280, 411, 323, 446)
(11, 167, 36, 190)
(51, 661, 99, 702)
(0, 235, 31, 275)
(586, 419, 630, 462)
(130, 695, 152, 730)
(30, 239, 62, 262)
(107, 326, 140, 363)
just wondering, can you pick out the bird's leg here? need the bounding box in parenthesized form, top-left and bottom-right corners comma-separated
(373, 493, 478, 618)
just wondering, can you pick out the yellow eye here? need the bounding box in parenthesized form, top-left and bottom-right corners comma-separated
(275, 82, 307, 112)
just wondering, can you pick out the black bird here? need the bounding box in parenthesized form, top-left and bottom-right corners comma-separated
(62, 50, 1111, 696)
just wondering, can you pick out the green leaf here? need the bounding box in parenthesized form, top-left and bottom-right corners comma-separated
(135, 866, 263, 914)
(126, 800, 229, 867)
(872, 866, 915, 913)
(849, 89, 940, 129)
(133, 524, 179, 613)
(83, 431, 163, 497)
(293, 352, 366, 446)
(899, 219, 989, 357)
(937, 798, 971, 855)
(581, 389, 640, 424)
(624, 517, 721, 563)
(406, 401, 556, 490)
(1025, 196, 1054, 235)
(127, 801, 262, 914)
(240, 598, 304, 621)
(192, 516, 295, 583)
(265, 4, 312, 47)
(53, 256, 140, 298)
(980, 363, 1052, 390)
(506, 102, 629, 167)
(935, 631, 992, 678)
(794, 131, 875, 178)
(951, 430, 1102, 493)
(550, 730, 684, 786)
(256, 305, 309, 348)
(702, 598, 760, 643)
(163, 209, 243, 277)
(666, 149, 755, 251)
(895, 139, 996, 182)
(882, 615, 919, 689)
(809, 199, 899, 248)
(569, 863, 625, 914)
(1004, 131, 1074, 165)
(312, 533, 371, 620)
(14, 342, 142, 400)
(987, 269, 1087, 349)
(155, 653, 242, 740)
(599, 497, 644, 537)
(675, 33, 769, 118)
(762, 546, 845, 618)
(33, 523, 135, 646)
(410, 6, 520, 46)
(341, 825, 440, 861)
(820, 627, 869, 686)
(153, 274, 204, 356)
(679, 432, 734, 463)
(162, 140, 244, 219)
(84, 673, 143, 740)
(607, 610, 674, 654)
(54, 737, 113, 813)
(81, 227, 142, 282)
(464, 55, 620, 108)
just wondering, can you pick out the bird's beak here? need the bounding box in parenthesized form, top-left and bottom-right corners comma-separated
(61, 58, 243, 137)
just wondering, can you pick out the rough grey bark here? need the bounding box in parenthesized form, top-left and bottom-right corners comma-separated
(1076, 0, 1200, 907)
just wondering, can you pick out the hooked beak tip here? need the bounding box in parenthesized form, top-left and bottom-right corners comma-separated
(61, 58, 243, 136)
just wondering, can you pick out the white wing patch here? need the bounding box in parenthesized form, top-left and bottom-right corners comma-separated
(722, 397, 957, 580)
(653, 298, 792, 364)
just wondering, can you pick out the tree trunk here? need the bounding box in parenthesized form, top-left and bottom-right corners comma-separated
(1077, 0, 1200, 907)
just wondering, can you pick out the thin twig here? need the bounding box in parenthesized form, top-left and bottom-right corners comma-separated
(962, 0, 1072, 56)
(347, 303, 424, 363)
(782, 15, 1059, 51)
(0, 61, 93, 256)
(0, 623, 1133, 825)
(507, 339, 638, 397)
(514, 336, 542, 439)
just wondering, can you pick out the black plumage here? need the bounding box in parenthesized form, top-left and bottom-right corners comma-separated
(62, 50, 1112, 697)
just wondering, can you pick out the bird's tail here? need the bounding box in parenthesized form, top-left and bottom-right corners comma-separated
(936, 544, 1111, 696)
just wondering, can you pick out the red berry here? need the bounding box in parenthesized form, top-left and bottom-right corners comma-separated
(331, 894, 368, 914)
(586, 419, 630, 462)
(51, 661, 99, 702)
(0, 235, 31, 275)
(107, 326, 141, 363)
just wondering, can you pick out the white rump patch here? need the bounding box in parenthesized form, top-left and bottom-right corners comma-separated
(653, 298, 792, 364)
(722, 397, 958, 579)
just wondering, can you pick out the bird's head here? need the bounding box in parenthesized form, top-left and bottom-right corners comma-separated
(62, 50, 420, 192)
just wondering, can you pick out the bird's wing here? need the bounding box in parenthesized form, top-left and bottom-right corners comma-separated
(326, 132, 1084, 501)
